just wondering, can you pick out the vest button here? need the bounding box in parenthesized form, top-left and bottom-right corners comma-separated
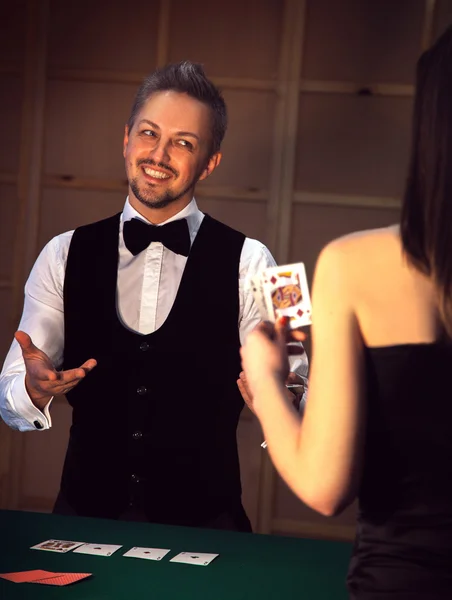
(136, 386, 147, 395)
(131, 473, 140, 483)
(132, 431, 143, 440)
(140, 341, 149, 352)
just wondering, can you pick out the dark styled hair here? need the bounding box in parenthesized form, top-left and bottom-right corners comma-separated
(127, 61, 227, 157)
(401, 26, 452, 337)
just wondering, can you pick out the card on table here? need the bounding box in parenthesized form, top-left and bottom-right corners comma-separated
(123, 546, 171, 561)
(33, 573, 92, 586)
(249, 262, 312, 329)
(0, 570, 55, 583)
(170, 552, 219, 566)
(30, 539, 85, 553)
(0, 570, 92, 586)
(73, 543, 122, 557)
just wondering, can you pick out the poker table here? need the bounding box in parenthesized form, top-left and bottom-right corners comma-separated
(0, 509, 352, 599)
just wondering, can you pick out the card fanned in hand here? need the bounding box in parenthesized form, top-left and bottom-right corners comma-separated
(248, 262, 312, 328)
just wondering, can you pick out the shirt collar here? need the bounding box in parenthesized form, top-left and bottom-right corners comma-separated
(121, 196, 203, 244)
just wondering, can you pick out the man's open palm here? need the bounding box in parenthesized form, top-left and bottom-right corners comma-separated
(15, 331, 96, 411)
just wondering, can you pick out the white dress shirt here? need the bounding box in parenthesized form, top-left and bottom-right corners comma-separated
(0, 198, 308, 432)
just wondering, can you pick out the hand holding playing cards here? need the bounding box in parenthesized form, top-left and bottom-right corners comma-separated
(240, 318, 306, 410)
(238, 370, 304, 414)
(15, 331, 97, 411)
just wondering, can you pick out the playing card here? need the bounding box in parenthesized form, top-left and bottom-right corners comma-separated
(0, 570, 92, 586)
(170, 551, 219, 566)
(33, 573, 92, 586)
(30, 539, 85, 553)
(248, 272, 269, 320)
(259, 263, 312, 328)
(73, 543, 122, 557)
(0, 570, 55, 583)
(123, 546, 171, 561)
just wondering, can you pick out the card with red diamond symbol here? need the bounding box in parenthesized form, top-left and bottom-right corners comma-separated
(248, 263, 312, 329)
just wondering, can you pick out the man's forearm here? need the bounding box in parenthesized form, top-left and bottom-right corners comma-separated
(0, 369, 52, 431)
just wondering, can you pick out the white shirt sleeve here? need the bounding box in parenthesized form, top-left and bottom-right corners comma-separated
(238, 239, 309, 393)
(0, 233, 70, 431)
(238, 239, 277, 345)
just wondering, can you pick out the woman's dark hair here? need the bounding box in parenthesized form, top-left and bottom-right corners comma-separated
(401, 26, 452, 336)
(127, 61, 227, 157)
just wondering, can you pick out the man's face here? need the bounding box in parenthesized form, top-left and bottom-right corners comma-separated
(123, 90, 221, 211)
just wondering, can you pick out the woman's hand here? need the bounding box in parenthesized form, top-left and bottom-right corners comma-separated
(240, 318, 306, 406)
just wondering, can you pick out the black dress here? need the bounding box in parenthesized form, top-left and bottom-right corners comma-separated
(347, 343, 452, 599)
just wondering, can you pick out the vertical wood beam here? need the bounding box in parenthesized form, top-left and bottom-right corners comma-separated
(4, 0, 49, 510)
(256, 0, 308, 535)
(157, 0, 171, 67)
(421, 0, 437, 49)
(274, 0, 307, 265)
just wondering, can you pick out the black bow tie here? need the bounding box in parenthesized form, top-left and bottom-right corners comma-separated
(123, 217, 191, 257)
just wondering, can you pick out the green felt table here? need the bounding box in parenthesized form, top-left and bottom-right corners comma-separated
(0, 509, 352, 599)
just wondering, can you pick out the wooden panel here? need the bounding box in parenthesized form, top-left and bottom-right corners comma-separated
(44, 81, 135, 179)
(39, 188, 126, 249)
(0, 75, 22, 173)
(433, 0, 452, 39)
(237, 415, 263, 530)
(0, 185, 19, 281)
(0, 0, 27, 68)
(0, 289, 13, 360)
(47, 0, 159, 72)
(168, 0, 283, 79)
(302, 0, 424, 83)
(295, 94, 413, 197)
(289, 204, 400, 281)
(19, 401, 71, 509)
(196, 197, 269, 248)
(205, 90, 277, 191)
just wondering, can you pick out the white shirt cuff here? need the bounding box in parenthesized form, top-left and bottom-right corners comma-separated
(10, 373, 53, 431)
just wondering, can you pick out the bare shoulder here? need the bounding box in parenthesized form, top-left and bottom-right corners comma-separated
(314, 225, 400, 296)
(319, 225, 399, 268)
(323, 224, 398, 253)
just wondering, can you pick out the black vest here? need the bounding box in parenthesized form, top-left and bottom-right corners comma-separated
(61, 213, 246, 526)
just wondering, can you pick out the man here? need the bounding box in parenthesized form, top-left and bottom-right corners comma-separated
(0, 62, 308, 531)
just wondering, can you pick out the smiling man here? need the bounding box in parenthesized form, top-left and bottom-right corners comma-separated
(0, 62, 308, 531)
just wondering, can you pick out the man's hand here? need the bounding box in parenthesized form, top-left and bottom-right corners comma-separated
(237, 370, 304, 415)
(15, 331, 97, 412)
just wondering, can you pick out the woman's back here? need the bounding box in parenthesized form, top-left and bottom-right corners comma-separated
(347, 224, 441, 349)
(345, 226, 452, 598)
(241, 26, 452, 600)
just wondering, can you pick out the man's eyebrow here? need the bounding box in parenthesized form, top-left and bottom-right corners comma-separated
(176, 131, 200, 141)
(136, 120, 199, 141)
(137, 119, 160, 129)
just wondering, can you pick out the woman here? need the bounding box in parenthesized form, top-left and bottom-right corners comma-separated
(241, 26, 452, 599)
